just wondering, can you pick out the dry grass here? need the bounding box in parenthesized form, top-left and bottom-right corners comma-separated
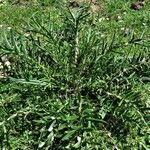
(71, 0, 105, 13)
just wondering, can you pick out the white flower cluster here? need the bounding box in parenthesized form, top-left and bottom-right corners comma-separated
(0, 55, 11, 78)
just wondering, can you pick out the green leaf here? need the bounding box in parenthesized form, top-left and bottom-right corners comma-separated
(66, 115, 78, 121)
(62, 130, 76, 141)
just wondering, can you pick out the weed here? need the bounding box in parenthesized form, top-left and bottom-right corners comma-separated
(0, 1, 150, 150)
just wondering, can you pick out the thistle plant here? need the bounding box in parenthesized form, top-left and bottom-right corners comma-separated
(0, 5, 149, 150)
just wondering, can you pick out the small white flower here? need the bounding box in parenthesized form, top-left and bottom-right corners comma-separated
(98, 17, 105, 22)
(4, 61, 11, 67)
(1, 56, 7, 62)
(77, 136, 81, 142)
(118, 20, 123, 23)
(0, 25, 3, 28)
(24, 33, 30, 37)
(121, 27, 125, 31)
(51, 116, 55, 120)
(101, 34, 105, 38)
(0, 62, 3, 69)
(141, 58, 146, 63)
(117, 16, 122, 20)
(7, 27, 11, 30)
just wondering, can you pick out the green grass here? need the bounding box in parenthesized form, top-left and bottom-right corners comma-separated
(0, 0, 150, 149)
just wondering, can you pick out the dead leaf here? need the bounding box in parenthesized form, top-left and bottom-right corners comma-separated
(69, 1, 80, 8)
(130, 1, 145, 10)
